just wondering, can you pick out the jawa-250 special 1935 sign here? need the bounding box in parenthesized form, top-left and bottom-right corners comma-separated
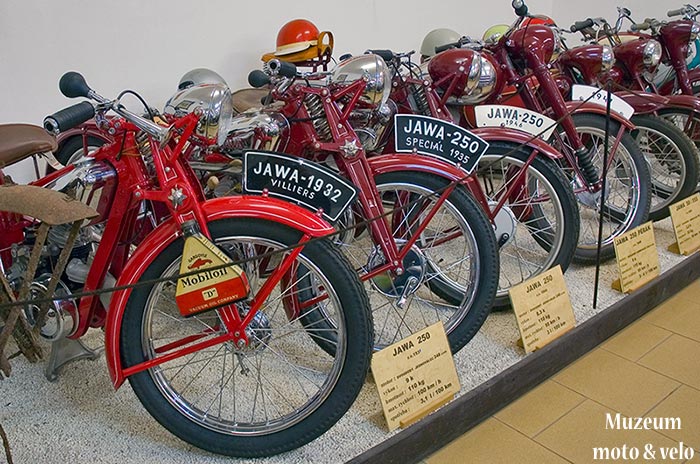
(0, 72, 374, 458)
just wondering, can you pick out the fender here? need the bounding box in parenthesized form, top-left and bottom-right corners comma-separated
(564, 101, 636, 130)
(613, 91, 669, 115)
(470, 127, 563, 160)
(105, 195, 335, 389)
(368, 153, 471, 183)
(664, 94, 700, 114)
(55, 120, 111, 147)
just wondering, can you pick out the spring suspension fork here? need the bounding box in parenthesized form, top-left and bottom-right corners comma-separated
(411, 84, 431, 116)
(135, 132, 152, 157)
(304, 94, 332, 142)
(575, 146, 600, 187)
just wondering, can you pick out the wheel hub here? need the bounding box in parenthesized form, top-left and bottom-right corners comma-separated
(367, 244, 427, 305)
(489, 201, 517, 248)
(235, 303, 272, 352)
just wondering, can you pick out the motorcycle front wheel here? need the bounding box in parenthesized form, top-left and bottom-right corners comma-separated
(120, 218, 373, 458)
(323, 171, 499, 354)
(551, 113, 651, 264)
(475, 142, 580, 310)
(631, 114, 699, 221)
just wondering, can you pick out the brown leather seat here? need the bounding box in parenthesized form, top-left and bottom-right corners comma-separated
(232, 88, 275, 114)
(0, 124, 58, 167)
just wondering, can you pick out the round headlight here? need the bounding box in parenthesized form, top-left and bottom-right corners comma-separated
(163, 83, 234, 146)
(601, 45, 615, 72)
(331, 54, 391, 107)
(642, 40, 662, 68)
(690, 22, 700, 42)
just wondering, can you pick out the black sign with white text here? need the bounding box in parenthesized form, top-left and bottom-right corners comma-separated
(394, 114, 489, 173)
(242, 151, 357, 222)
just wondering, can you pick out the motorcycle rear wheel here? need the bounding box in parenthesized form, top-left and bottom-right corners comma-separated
(120, 218, 373, 458)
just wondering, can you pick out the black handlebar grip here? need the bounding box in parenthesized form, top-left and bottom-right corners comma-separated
(43, 101, 95, 133)
(248, 70, 271, 88)
(268, 60, 297, 78)
(570, 18, 595, 32)
(435, 41, 460, 54)
(667, 8, 685, 17)
(367, 49, 395, 62)
(512, 0, 528, 17)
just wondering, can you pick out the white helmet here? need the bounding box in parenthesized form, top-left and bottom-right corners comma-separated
(420, 28, 462, 58)
(177, 68, 228, 90)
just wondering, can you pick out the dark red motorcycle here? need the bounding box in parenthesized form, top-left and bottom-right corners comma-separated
(426, 0, 652, 264)
(0, 72, 373, 457)
(560, 9, 700, 220)
(242, 55, 500, 353)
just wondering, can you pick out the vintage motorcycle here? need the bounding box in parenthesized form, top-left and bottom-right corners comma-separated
(349, 47, 581, 310)
(0, 72, 374, 457)
(238, 55, 500, 354)
(428, 0, 652, 264)
(562, 9, 700, 220)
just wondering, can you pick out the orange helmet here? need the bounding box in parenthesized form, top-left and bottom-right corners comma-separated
(262, 19, 334, 64)
(521, 15, 557, 28)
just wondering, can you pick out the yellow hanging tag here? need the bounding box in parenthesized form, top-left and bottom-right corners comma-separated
(175, 233, 250, 317)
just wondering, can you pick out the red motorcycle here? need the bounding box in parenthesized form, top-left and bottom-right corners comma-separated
(0, 72, 373, 457)
(353, 48, 580, 310)
(427, 0, 651, 264)
(561, 9, 700, 220)
(244, 55, 500, 354)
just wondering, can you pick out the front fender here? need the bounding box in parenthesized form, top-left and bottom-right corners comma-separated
(564, 101, 635, 130)
(470, 127, 563, 160)
(105, 195, 334, 389)
(613, 91, 669, 115)
(368, 153, 470, 182)
(55, 120, 108, 146)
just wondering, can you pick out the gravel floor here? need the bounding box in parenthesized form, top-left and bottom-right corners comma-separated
(0, 217, 688, 464)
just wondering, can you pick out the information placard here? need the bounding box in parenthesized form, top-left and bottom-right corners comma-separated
(508, 265, 576, 353)
(371, 322, 460, 431)
(613, 221, 660, 293)
(669, 193, 700, 256)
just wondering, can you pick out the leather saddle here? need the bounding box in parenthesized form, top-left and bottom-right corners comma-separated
(0, 124, 58, 168)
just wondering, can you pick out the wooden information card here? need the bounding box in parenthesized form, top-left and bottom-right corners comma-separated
(509, 265, 575, 353)
(371, 322, 460, 431)
(612, 221, 660, 294)
(669, 193, 700, 256)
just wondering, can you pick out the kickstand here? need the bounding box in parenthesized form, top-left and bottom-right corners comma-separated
(45, 337, 98, 382)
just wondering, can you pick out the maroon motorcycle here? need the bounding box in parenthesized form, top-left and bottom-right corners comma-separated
(561, 9, 700, 220)
(429, 0, 651, 264)
(242, 55, 500, 353)
(352, 48, 580, 310)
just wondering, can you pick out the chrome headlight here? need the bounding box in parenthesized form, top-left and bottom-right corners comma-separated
(601, 45, 615, 72)
(163, 83, 233, 146)
(330, 54, 392, 107)
(690, 22, 700, 42)
(448, 56, 497, 105)
(642, 40, 663, 68)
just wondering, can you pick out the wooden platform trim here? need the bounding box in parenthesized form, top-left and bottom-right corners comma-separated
(347, 252, 700, 464)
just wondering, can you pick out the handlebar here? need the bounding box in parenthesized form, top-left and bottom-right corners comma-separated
(267, 59, 297, 78)
(630, 20, 652, 31)
(668, 7, 686, 17)
(512, 0, 528, 17)
(366, 49, 395, 62)
(248, 70, 271, 88)
(570, 18, 595, 32)
(43, 101, 95, 134)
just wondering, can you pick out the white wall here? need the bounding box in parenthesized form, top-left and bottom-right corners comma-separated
(0, 0, 552, 124)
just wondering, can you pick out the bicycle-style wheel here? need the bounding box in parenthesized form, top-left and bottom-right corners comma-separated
(120, 218, 372, 458)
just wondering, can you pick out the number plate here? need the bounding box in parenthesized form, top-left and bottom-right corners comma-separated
(394, 114, 489, 174)
(242, 151, 358, 222)
(474, 105, 556, 139)
(571, 84, 635, 120)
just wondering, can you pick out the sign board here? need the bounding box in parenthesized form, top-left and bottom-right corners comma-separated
(175, 233, 250, 316)
(371, 322, 460, 431)
(571, 84, 635, 120)
(242, 151, 357, 222)
(669, 193, 700, 255)
(509, 265, 576, 353)
(474, 105, 556, 139)
(394, 114, 489, 173)
(612, 221, 660, 293)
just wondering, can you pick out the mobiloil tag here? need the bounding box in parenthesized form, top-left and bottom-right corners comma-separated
(175, 221, 250, 317)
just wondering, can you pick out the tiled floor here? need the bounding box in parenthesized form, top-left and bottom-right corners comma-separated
(426, 280, 700, 463)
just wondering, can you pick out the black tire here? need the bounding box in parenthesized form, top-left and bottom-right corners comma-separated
(474, 142, 580, 310)
(120, 218, 373, 458)
(551, 113, 651, 264)
(657, 107, 700, 189)
(631, 114, 699, 221)
(54, 134, 106, 166)
(304, 171, 499, 354)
